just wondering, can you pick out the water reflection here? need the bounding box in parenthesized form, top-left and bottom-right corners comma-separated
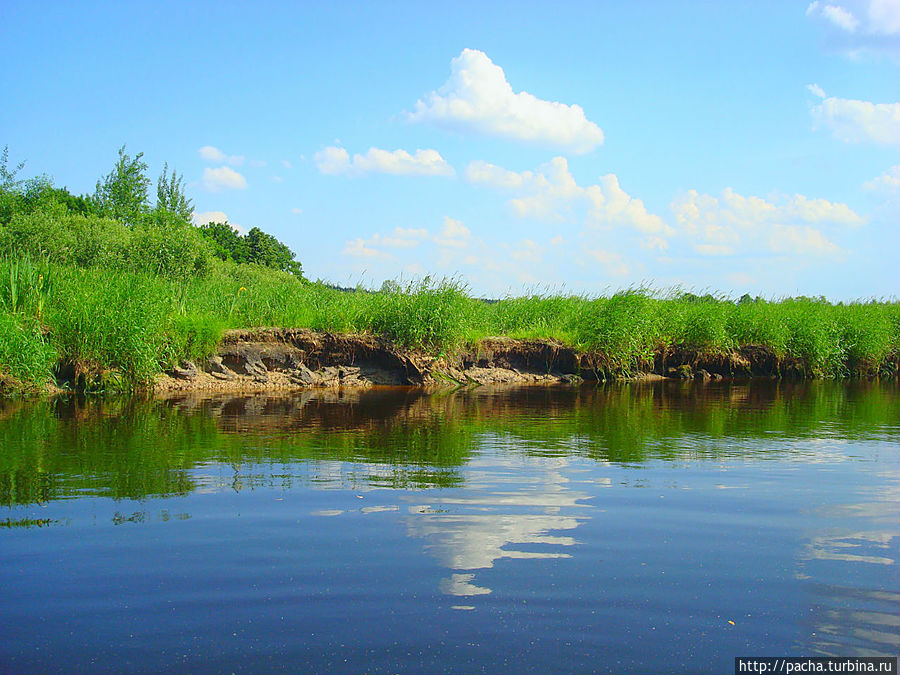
(1, 380, 897, 507)
(406, 455, 593, 597)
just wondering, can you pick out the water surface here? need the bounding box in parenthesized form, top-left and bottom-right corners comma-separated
(1, 381, 898, 672)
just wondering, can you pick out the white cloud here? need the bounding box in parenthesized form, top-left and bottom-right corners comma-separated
(869, 0, 900, 34)
(314, 146, 351, 175)
(466, 157, 668, 235)
(807, 83, 827, 99)
(291, 207, 303, 214)
(769, 225, 841, 255)
(807, 1, 900, 56)
(864, 164, 900, 191)
(191, 211, 246, 234)
(810, 87, 900, 145)
(671, 188, 859, 257)
(198, 146, 226, 162)
(383, 227, 430, 248)
(315, 146, 454, 176)
(198, 145, 244, 166)
(353, 148, 454, 176)
(341, 227, 431, 260)
(281, 160, 293, 169)
(343, 238, 389, 259)
(249, 159, 267, 168)
(434, 217, 472, 248)
(192, 211, 230, 226)
(408, 48, 604, 154)
(201, 166, 247, 192)
(822, 4, 860, 31)
(271, 176, 283, 183)
(640, 236, 669, 251)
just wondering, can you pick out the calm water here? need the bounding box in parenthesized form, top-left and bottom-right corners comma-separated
(1, 381, 898, 673)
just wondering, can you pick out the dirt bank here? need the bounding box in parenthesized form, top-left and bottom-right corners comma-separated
(154, 329, 582, 393)
(151, 328, 857, 394)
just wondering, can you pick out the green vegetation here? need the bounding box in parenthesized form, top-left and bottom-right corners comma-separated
(0, 146, 898, 392)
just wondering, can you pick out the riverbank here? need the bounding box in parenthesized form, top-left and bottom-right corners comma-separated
(1, 259, 899, 395)
(149, 328, 898, 394)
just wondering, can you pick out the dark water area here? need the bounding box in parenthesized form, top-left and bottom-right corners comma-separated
(1, 381, 898, 673)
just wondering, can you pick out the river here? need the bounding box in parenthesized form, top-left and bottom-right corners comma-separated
(1, 381, 898, 672)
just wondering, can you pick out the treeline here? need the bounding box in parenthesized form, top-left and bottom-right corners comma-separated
(0, 146, 303, 279)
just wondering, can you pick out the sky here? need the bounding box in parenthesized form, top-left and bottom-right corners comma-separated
(2, 0, 898, 299)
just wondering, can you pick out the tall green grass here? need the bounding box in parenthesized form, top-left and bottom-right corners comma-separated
(0, 253, 898, 391)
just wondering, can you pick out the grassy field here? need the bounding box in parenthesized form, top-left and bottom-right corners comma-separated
(0, 254, 898, 391)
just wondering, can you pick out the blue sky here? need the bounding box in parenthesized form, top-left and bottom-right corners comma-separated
(2, 1, 898, 298)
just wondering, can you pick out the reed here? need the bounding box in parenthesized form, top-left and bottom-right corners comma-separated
(0, 254, 897, 391)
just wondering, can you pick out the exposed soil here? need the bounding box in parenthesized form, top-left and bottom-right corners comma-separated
(155, 329, 580, 393)
(151, 328, 847, 394)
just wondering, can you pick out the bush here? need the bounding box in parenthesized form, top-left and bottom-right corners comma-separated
(128, 216, 213, 278)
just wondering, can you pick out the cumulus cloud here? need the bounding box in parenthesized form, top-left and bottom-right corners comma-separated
(864, 164, 900, 191)
(192, 211, 246, 234)
(408, 49, 604, 154)
(670, 187, 860, 257)
(314, 147, 351, 175)
(202, 166, 247, 192)
(809, 86, 900, 145)
(342, 227, 433, 259)
(343, 238, 388, 259)
(198, 146, 245, 166)
(466, 157, 668, 235)
(342, 218, 478, 263)
(192, 210, 229, 226)
(314, 146, 454, 176)
(341, 217, 567, 285)
(806, 1, 900, 56)
(869, 0, 900, 34)
(823, 3, 861, 31)
(769, 225, 841, 255)
(806, 0, 900, 33)
(435, 217, 472, 247)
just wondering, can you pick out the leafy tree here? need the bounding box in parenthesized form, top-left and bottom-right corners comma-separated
(155, 162, 193, 224)
(92, 145, 150, 226)
(0, 145, 25, 192)
(198, 221, 249, 263)
(197, 222, 303, 277)
(0, 145, 26, 224)
(246, 227, 303, 277)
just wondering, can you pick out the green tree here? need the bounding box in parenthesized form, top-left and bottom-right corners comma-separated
(0, 145, 26, 224)
(92, 145, 150, 226)
(155, 162, 193, 224)
(246, 227, 303, 277)
(197, 221, 248, 263)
